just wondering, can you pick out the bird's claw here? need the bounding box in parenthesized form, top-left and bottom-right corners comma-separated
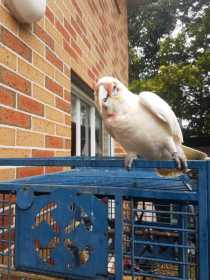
(124, 158, 133, 171)
(172, 152, 188, 172)
(124, 154, 137, 171)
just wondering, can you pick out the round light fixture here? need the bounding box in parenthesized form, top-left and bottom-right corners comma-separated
(4, 0, 47, 24)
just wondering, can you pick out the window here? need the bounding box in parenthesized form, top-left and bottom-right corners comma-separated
(80, 100, 91, 156)
(95, 112, 102, 156)
(103, 131, 114, 157)
(71, 84, 105, 157)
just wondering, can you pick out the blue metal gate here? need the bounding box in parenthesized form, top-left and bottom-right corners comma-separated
(0, 157, 209, 280)
(15, 190, 107, 278)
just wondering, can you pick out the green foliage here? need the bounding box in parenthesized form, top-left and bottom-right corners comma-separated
(128, 0, 210, 136)
(128, 0, 178, 79)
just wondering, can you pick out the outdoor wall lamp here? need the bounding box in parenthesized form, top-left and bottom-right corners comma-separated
(4, 0, 46, 24)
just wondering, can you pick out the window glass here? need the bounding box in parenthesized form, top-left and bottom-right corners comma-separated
(71, 89, 104, 157)
(80, 100, 91, 156)
(71, 95, 77, 156)
(71, 95, 77, 122)
(103, 131, 113, 157)
(95, 112, 102, 156)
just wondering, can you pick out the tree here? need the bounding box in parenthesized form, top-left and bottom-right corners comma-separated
(128, 0, 210, 136)
(128, 0, 178, 80)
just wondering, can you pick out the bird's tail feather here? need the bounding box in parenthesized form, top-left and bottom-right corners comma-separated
(182, 145, 207, 160)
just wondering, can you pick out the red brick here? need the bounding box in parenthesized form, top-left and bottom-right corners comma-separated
(64, 89, 70, 102)
(18, 95, 44, 116)
(82, 35, 91, 50)
(55, 19, 70, 41)
(56, 97, 70, 113)
(71, 39, 82, 56)
(0, 230, 15, 250)
(76, 15, 87, 34)
(46, 48, 63, 72)
(65, 139, 71, 149)
(32, 150, 55, 157)
(87, 0, 98, 14)
(0, 85, 16, 107)
(45, 77, 63, 97)
(88, 68, 96, 80)
(34, 24, 54, 50)
(92, 31, 99, 45)
(0, 107, 31, 128)
(96, 45, 104, 59)
(64, 19, 77, 40)
(102, 24, 109, 37)
(45, 7, 54, 24)
(45, 166, 63, 174)
(71, 16, 82, 36)
(63, 40, 78, 61)
(99, 58, 105, 70)
(4, 276, 19, 280)
(100, 54, 107, 66)
(96, 62, 102, 73)
(98, 0, 105, 10)
(46, 135, 64, 149)
(0, 194, 16, 205)
(0, 26, 32, 62)
(16, 167, 44, 178)
(92, 65, 99, 77)
(0, 66, 31, 95)
(72, 0, 82, 17)
(0, 210, 14, 227)
(65, 115, 71, 125)
(99, 43, 105, 55)
(114, 0, 121, 14)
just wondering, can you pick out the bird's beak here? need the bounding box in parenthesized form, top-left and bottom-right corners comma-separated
(95, 81, 113, 97)
(94, 83, 109, 112)
(103, 83, 113, 97)
(95, 83, 113, 101)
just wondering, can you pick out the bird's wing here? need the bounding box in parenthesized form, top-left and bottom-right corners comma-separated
(139, 91, 183, 143)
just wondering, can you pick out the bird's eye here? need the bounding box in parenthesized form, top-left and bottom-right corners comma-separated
(103, 95, 109, 102)
(112, 85, 118, 96)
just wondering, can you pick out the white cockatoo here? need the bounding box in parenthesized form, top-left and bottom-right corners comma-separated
(95, 76, 207, 176)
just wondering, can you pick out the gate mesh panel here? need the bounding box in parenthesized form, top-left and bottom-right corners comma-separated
(0, 193, 15, 279)
(107, 198, 198, 280)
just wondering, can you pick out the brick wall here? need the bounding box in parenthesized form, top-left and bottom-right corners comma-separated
(0, 0, 129, 181)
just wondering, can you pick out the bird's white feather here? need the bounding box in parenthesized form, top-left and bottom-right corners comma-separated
(139, 91, 183, 143)
(97, 85, 108, 109)
(95, 77, 208, 175)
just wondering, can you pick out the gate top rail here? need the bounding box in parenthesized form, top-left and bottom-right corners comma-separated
(0, 156, 208, 169)
(0, 157, 208, 203)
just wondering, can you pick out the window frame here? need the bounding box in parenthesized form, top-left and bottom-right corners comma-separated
(71, 84, 100, 157)
(71, 83, 114, 157)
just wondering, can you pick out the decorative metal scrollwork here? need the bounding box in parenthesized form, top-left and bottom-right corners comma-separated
(15, 189, 107, 278)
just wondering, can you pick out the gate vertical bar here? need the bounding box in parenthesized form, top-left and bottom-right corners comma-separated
(178, 204, 188, 279)
(198, 162, 209, 280)
(115, 194, 123, 280)
(7, 194, 12, 280)
(131, 199, 135, 280)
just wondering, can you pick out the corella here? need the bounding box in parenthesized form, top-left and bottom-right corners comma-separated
(95, 76, 207, 176)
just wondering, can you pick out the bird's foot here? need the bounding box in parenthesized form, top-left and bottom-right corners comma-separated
(172, 152, 188, 172)
(124, 154, 137, 171)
